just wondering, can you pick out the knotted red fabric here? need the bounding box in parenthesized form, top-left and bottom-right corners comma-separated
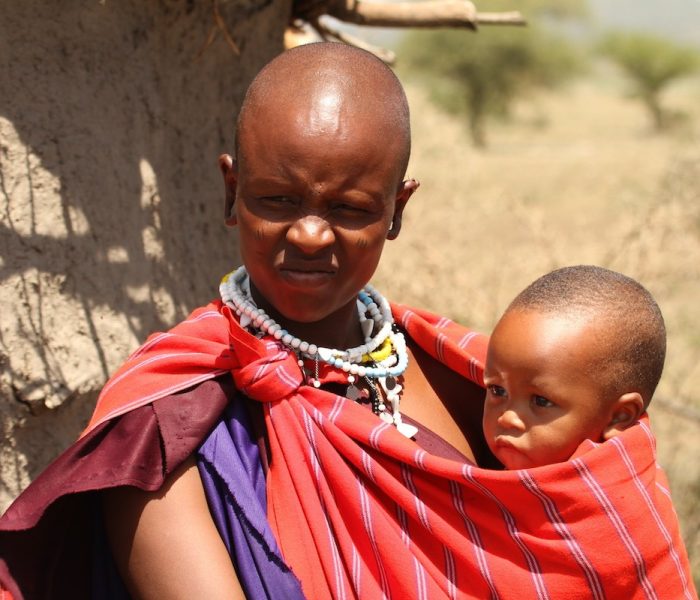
(83, 301, 694, 600)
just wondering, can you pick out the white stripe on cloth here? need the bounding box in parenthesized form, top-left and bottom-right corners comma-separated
(361, 450, 376, 484)
(357, 476, 391, 600)
(443, 546, 457, 600)
(129, 332, 172, 360)
(519, 470, 604, 600)
(436, 316, 452, 330)
(450, 477, 500, 599)
(369, 422, 392, 450)
(401, 463, 431, 532)
(638, 421, 672, 499)
(463, 465, 550, 600)
(458, 331, 478, 350)
(329, 395, 345, 424)
(572, 457, 659, 600)
(414, 449, 428, 471)
(100, 351, 213, 396)
(610, 437, 693, 600)
(436, 333, 447, 363)
(352, 546, 362, 597)
(468, 357, 479, 383)
(129, 310, 223, 359)
(412, 554, 429, 600)
(396, 504, 411, 547)
(275, 364, 300, 392)
(302, 410, 347, 600)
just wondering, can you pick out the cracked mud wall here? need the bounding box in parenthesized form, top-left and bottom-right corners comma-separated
(0, 0, 288, 510)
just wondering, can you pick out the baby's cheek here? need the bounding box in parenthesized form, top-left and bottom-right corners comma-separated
(535, 434, 579, 465)
(481, 407, 495, 434)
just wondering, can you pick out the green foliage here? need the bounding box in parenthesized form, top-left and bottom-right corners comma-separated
(599, 32, 699, 130)
(398, 27, 582, 147)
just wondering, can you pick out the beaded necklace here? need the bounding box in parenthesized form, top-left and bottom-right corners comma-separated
(220, 267, 418, 437)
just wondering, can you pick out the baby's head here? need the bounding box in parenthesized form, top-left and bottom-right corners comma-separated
(482, 265, 666, 470)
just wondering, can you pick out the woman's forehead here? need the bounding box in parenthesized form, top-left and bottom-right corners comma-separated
(237, 100, 407, 184)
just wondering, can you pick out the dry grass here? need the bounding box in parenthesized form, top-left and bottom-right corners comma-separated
(375, 71, 700, 584)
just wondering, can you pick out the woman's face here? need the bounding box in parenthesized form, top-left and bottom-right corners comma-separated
(224, 94, 415, 330)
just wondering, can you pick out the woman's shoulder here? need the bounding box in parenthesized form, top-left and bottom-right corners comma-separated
(390, 301, 488, 385)
(1, 374, 234, 531)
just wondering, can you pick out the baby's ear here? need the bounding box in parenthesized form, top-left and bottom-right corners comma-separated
(602, 392, 645, 441)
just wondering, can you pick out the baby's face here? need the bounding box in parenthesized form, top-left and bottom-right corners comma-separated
(482, 309, 615, 469)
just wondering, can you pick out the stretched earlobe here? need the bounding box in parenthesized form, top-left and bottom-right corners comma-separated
(602, 392, 645, 441)
(219, 153, 238, 227)
(387, 178, 420, 240)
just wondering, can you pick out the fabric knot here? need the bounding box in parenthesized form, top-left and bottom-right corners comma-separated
(232, 349, 304, 403)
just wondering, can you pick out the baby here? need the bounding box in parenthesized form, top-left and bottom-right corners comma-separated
(482, 264, 666, 470)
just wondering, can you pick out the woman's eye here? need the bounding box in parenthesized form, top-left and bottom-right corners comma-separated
(334, 203, 369, 214)
(532, 395, 554, 408)
(487, 384, 507, 398)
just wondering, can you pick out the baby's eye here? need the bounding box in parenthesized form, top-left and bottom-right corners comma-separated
(532, 395, 554, 408)
(261, 196, 294, 205)
(487, 384, 507, 398)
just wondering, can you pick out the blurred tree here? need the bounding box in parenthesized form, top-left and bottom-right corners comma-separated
(398, 1, 585, 147)
(599, 32, 699, 131)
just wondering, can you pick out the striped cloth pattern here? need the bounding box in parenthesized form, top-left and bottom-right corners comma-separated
(84, 301, 695, 600)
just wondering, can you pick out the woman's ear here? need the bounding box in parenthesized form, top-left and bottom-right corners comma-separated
(387, 178, 419, 240)
(219, 154, 238, 227)
(602, 392, 645, 441)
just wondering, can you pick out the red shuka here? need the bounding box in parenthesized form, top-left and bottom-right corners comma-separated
(12, 301, 700, 599)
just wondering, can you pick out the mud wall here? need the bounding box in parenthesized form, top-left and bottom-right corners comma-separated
(0, 0, 288, 510)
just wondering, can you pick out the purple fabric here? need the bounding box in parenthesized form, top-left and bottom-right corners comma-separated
(196, 395, 305, 600)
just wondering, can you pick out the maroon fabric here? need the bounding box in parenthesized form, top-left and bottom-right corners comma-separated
(0, 378, 231, 599)
(404, 415, 471, 462)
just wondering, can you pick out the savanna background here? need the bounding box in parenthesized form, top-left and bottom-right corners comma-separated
(2, 0, 699, 590)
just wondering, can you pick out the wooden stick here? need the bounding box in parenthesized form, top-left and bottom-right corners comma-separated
(476, 11, 526, 25)
(330, 0, 524, 29)
(314, 18, 397, 64)
(334, 0, 476, 29)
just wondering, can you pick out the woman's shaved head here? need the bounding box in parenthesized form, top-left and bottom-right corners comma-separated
(236, 42, 412, 176)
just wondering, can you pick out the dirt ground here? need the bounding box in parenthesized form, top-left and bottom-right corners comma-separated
(375, 71, 700, 583)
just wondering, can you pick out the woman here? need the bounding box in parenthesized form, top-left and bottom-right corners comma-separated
(0, 42, 490, 599)
(98, 41, 492, 599)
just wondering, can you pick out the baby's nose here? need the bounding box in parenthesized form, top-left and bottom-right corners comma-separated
(497, 409, 526, 431)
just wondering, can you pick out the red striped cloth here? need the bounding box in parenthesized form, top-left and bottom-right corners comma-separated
(84, 301, 695, 600)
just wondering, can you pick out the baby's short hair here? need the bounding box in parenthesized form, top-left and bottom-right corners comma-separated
(508, 265, 666, 405)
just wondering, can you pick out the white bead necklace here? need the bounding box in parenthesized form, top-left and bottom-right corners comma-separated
(219, 267, 418, 437)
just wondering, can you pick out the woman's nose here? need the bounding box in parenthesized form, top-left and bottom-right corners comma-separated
(286, 215, 335, 255)
(497, 409, 526, 431)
